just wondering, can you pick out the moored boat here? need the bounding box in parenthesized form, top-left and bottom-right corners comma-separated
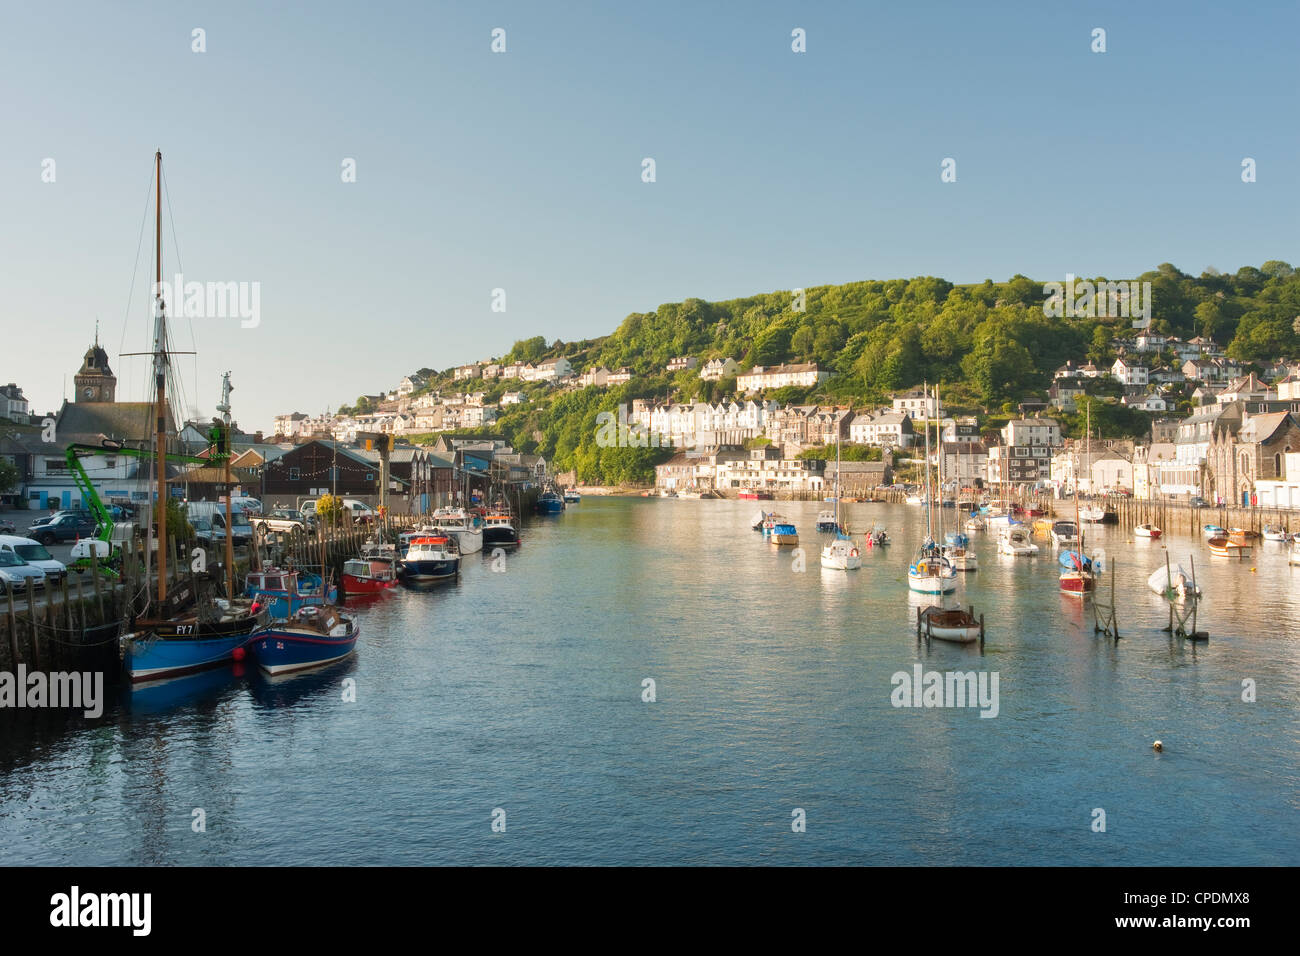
(820, 535, 861, 570)
(563, 488, 581, 504)
(908, 541, 957, 593)
(1263, 524, 1290, 542)
(998, 524, 1039, 556)
(482, 512, 520, 548)
(769, 520, 799, 546)
(917, 605, 983, 644)
(1057, 550, 1096, 596)
(816, 509, 840, 533)
(1202, 523, 1226, 539)
(941, 531, 977, 571)
(342, 556, 398, 594)
(1207, 533, 1250, 558)
(246, 567, 336, 618)
(432, 508, 484, 554)
(401, 534, 461, 581)
(536, 490, 565, 513)
(1148, 563, 1201, 601)
(1050, 520, 1079, 548)
(249, 605, 359, 676)
(1134, 523, 1162, 539)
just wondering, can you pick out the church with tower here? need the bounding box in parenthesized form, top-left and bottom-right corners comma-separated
(74, 333, 117, 403)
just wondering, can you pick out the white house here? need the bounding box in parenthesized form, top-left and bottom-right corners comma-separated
(1002, 417, 1062, 448)
(1111, 357, 1148, 387)
(607, 367, 633, 385)
(500, 391, 525, 406)
(891, 388, 942, 421)
(453, 365, 479, 382)
(737, 363, 829, 392)
(666, 356, 698, 372)
(1, 384, 31, 424)
(699, 357, 739, 381)
(848, 409, 914, 448)
(532, 357, 572, 382)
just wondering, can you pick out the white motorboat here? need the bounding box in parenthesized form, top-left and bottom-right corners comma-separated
(1263, 525, 1290, 542)
(1050, 520, 1079, 548)
(904, 494, 926, 506)
(432, 508, 484, 554)
(965, 515, 986, 533)
(998, 524, 1039, 556)
(820, 536, 862, 570)
(1134, 523, 1162, 539)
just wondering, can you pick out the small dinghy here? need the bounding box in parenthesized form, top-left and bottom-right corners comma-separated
(916, 605, 984, 644)
(1263, 525, 1290, 542)
(1207, 533, 1250, 558)
(1203, 524, 1226, 539)
(1134, 523, 1162, 539)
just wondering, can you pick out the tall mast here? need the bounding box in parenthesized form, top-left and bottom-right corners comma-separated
(217, 371, 236, 601)
(153, 150, 168, 605)
(923, 382, 932, 541)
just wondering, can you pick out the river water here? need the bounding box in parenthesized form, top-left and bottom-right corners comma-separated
(1, 497, 1296, 865)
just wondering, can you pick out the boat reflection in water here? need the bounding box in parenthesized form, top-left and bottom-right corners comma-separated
(124, 662, 249, 716)
(248, 656, 358, 710)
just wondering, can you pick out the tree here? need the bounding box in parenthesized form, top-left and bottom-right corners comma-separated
(0, 457, 19, 494)
(315, 493, 345, 525)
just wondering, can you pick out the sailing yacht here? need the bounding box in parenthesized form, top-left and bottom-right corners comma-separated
(821, 437, 861, 570)
(119, 152, 269, 682)
(908, 385, 957, 594)
(1059, 422, 1097, 596)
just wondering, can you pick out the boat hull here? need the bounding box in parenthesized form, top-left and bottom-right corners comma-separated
(249, 622, 359, 675)
(342, 573, 396, 594)
(123, 617, 264, 683)
(919, 608, 982, 643)
(1059, 571, 1096, 596)
(907, 573, 957, 594)
(401, 557, 460, 581)
(482, 526, 519, 547)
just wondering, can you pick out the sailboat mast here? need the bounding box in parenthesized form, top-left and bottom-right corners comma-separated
(153, 150, 168, 605)
(936, 385, 944, 539)
(923, 382, 932, 540)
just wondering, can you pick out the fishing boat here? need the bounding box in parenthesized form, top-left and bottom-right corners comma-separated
(1202, 523, 1227, 539)
(760, 513, 788, 537)
(249, 604, 360, 676)
(246, 567, 337, 617)
(341, 556, 398, 594)
(1263, 524, 1290, 542)
(432, 508, 484, 554)
(1148, 562, 1201, 601)
(869, 526, 890, 547)
(482, 511, 520, 548)
(1134, 523, 1162, 539)
(769, 520, 799, 547)
(738, 489, 773, 500)
(916, 605, 983, 644)
(118, 152, 268, 683)
(1050, 520, 1079, 547)
(816, 509, 840, 533)
(563, 488, 581, 504)
(998, 524, 1039, 556)
(401, 534, 461, 581)
(536, 490, 565, 513)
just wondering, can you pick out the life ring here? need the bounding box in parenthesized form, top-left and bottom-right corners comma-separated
(850, 549, 859, 558)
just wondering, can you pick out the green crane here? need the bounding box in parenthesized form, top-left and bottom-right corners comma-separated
(65, 433, 229, 576)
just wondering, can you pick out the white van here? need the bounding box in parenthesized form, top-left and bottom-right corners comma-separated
(0, 535, 68, 582)
(185, 501, 254, 544)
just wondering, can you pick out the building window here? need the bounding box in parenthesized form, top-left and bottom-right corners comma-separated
(290, 467, 300, 480)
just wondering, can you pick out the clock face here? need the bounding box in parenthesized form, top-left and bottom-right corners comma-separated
(83, 387, 94, 399)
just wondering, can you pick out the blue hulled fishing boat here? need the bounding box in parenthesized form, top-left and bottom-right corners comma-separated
(249, 605, 360, 676)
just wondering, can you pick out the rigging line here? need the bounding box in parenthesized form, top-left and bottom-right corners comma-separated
(160, 164, 200, 416)
(118, 164, 156, 390)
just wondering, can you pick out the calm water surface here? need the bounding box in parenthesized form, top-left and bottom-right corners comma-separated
(2, 497, 1297, 865)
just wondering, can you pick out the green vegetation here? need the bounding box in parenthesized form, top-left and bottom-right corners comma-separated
(397, 262, 1297, 482)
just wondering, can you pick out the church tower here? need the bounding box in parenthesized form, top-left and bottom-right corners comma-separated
(74, 326, 116, 402)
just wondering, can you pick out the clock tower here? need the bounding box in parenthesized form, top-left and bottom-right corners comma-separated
(74, 328, 116, 403)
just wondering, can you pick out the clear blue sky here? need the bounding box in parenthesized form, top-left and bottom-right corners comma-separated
(2, 0, 1296, 431)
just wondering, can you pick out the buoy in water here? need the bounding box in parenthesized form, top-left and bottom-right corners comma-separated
(232, 646, 246, 662)
(1153, 740, 1163, 752)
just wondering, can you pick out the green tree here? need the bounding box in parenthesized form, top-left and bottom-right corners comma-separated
(0, 457, 19, 494)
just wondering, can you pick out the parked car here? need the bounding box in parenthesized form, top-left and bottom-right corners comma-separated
(0, 516, 15, 535)
(1189, 496, 1209, 508)
(0, 551, 47, 591)
(26, 511, 99, 544)
(0, 536, 68, 581)
(185, 501, 253, 545)
(252, 509, 310, 534)
(190, 517, 228, 547)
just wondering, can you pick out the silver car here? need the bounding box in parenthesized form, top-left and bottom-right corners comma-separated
(0, 550, 46, 590)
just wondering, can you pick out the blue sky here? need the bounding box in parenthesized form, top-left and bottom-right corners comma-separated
(2, 0, 1296, 430)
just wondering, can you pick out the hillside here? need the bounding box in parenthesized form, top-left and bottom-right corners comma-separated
(385, 262, 1300, 483)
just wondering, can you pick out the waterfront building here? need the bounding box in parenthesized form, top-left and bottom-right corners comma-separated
(0, 384, 30, 424)
(891, 387, 942, 421)
(699, 357, 739, 381)
(737, 363, 829, 393)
